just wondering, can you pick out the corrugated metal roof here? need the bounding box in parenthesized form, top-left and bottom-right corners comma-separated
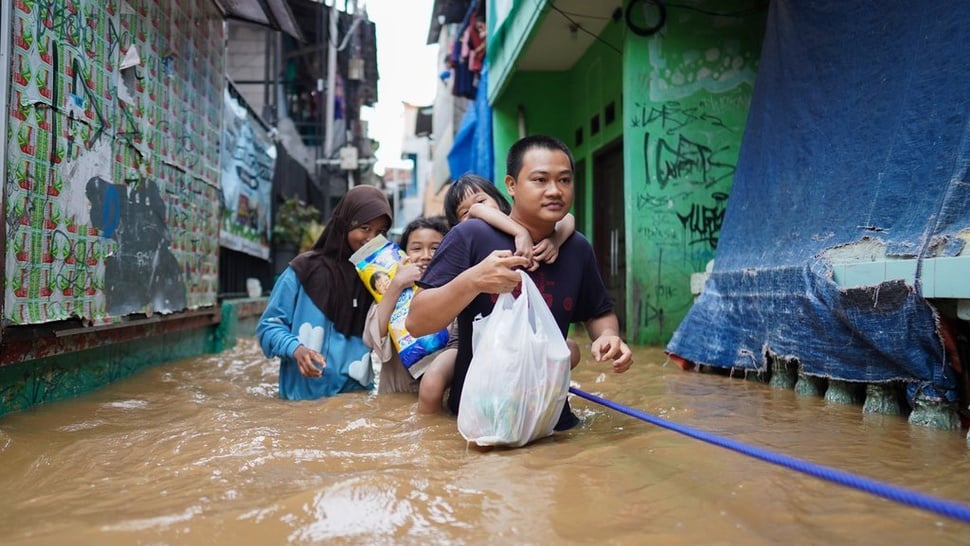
(212, 0, 306, 41)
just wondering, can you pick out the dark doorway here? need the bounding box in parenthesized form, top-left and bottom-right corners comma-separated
(592, 139, 626, 331)
(574, 159, 586, 231)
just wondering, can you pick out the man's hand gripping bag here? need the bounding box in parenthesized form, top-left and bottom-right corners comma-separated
(458, 271, 572, 447)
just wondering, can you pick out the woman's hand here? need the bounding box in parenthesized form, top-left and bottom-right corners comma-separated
(293, 344, 326, 377)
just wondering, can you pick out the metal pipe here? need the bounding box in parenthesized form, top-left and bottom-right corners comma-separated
(263, 28, 272, 121)
(0, 0, 12, 316)
(324, 1, 338, 158)
(315, 0, 328, 217)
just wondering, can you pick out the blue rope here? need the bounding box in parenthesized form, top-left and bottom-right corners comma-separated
(569, 386, 970, 524)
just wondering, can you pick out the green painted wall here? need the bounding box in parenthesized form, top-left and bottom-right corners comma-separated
(564, 22, 626, 234)
(491, 17, 626, 219)
(483, 1, 767, 345)
(492, 71, 571, 181)
(623, 7, 766, 344)
(486, 0, 546, 104)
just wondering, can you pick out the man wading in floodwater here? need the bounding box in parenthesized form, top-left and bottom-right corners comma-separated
(407, 134, 633, 430)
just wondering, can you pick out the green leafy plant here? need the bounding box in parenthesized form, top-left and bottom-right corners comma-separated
(272, 196, 320, 248)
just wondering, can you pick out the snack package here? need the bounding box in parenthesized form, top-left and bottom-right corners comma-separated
(350, 234, 405, 301)
(349, 235, 449, 377)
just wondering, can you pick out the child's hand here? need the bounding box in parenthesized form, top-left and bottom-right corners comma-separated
(513, 231, 535, 269)
(392, 263, 423, 290)
(532, 238, 560, 266)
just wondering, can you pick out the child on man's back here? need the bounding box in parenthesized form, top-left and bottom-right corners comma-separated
(445, 174, 576, 272)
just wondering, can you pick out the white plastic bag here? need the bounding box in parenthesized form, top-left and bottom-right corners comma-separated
(458, 270, 572, 447)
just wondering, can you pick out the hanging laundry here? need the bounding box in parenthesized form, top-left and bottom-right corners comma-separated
(450, 26, 476, 99)
(468, 16, 486, 74)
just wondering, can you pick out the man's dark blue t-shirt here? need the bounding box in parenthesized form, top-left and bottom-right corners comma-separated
(418, 218, 613, 428)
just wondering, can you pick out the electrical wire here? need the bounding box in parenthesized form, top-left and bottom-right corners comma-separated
(552, 8, 613, 21)
(664, 0, 768, 18)
(548, 3, 622, 55)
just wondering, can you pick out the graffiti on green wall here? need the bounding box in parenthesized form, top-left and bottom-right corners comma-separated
(639, 38, 760, 102)
(626, 18, 765, 344)
(4, 0, 224, 325)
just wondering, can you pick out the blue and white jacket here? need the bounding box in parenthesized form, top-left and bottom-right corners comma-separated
(256, 268, 373, 399)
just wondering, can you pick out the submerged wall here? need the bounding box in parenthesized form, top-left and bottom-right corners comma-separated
(0, 297, 266, 418)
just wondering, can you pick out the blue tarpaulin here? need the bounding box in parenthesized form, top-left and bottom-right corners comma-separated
(666, 0, 970, 403)
(448, 64, 494, 182)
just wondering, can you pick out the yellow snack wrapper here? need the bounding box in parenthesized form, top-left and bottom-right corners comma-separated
(350, 235, 405, 303)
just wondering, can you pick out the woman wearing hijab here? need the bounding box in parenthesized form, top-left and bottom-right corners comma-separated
(257, 185, 391, 399)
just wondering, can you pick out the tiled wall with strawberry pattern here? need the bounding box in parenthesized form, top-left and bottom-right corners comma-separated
(4, 0, 225, 325)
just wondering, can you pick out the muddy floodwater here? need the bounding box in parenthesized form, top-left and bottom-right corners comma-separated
(1, 337, 969, 545)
